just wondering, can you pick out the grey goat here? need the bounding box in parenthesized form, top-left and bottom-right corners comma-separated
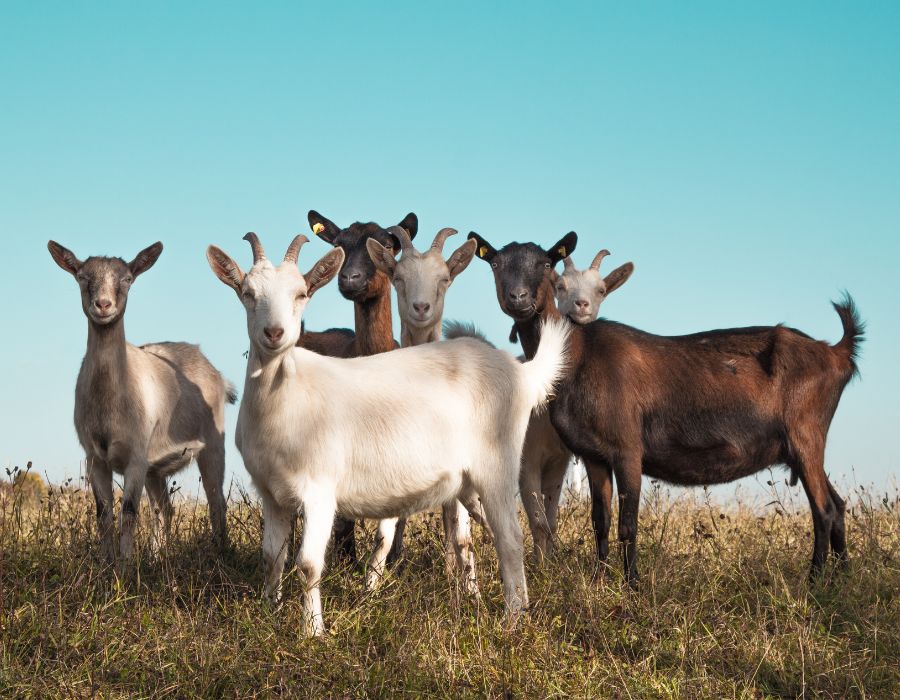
(48, 241, 235, 565)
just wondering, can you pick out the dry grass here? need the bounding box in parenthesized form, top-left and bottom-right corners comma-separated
(1, 466, 897, 699)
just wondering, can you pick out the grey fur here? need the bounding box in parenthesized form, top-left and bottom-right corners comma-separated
(48, 241, 234, 565)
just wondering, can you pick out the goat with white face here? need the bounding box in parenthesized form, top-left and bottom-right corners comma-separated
(48, 241, 235, 566)
(367, 226, 477, 346)
(366, 226, 481, 592)
(207, 233, 569, 636)
(554, 249, 634, 325)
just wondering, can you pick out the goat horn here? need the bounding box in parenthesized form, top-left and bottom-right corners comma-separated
(563, 256, 575, 271)
(590, 249, 611, 271)
(387, 225, 413, 253)
(283, 235, 309, 265)
(430, 227, 458, 253)
(243, 232, 266, 263)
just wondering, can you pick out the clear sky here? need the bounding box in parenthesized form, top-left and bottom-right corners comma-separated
(1, 2, 897, 495)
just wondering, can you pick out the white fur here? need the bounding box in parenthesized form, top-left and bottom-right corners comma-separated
(210, 238, 568, 635)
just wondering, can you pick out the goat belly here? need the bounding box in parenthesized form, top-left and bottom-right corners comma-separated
(335, 469, 464, 520)
(641, 415, 786, 486)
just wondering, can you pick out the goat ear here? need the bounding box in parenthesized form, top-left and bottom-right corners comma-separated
(604, 262, 634, 294)
(304, 247, 345, 297)
(548, 232, 577, 265)
(366, 238, 396, 278)
(446, 238, 478, 280)
(307, 210, 341, 245)
(206, 245, 245, 295)
(129, 242, 163, 278)
(47, 240, 83, 276)
(467, 232, 497, 263)
(398, 212, 418, 240)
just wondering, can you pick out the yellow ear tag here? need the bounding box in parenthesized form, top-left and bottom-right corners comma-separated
(312, 222, 325, 235)
(559, 246, 567, 257)
(479, 245, 488, 258)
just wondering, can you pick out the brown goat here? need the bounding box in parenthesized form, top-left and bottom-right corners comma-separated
(469, 232, 863, 584)
(296, 210, 417, 564)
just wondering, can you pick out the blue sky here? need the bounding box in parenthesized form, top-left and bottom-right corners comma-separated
(1, 2, 897, 495)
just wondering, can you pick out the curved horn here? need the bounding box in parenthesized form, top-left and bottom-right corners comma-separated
(242, 232, 266, 263)
(283, 234, 309, 265)
(562, 256, 575, 271)
(430, 227, 458, 253)
(590, 249, 611, 271)
(387, 225, 413, 253)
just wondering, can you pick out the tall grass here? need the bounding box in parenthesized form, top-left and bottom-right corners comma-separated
(1, 466, 897, 698)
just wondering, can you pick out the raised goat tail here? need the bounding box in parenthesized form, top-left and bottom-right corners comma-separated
(831, 292, 865, 378)
(521, 318, 570, 409)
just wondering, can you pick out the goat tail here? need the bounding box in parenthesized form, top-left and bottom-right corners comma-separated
(225, 380, 239, 405)
(831, 292, 865, 377)
(520, 318, 571, 410)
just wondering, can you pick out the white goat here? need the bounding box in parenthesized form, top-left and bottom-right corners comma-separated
(554, 249, 634, 324)
(207, 233, 568, 635)
(48, 241, 235, 565)
(521, 248, 634, 563)
(367, 225, 482, 593)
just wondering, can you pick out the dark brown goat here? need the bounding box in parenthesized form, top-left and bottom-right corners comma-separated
(298, 210, 417, 564)
(469, 232, 863, 584)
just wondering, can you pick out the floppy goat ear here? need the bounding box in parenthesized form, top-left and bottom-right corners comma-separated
(446, 238, 478, 280)
(129, 242, 163, 278)
(366, 238, 396, 278)
(206, 245, 245, 296)
(47, 241, 83, 276)
(548, 232, 577, 266)
(307, 210, 341, 245)
(467, 232, 498, 263)
(304, 247, 345, 297)
(604, 262, 635, 294)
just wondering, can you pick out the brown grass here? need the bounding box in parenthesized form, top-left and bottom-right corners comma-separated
(1, 466, 897, 699)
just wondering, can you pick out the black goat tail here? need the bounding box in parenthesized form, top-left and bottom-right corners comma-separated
(831, 292, 865, 377)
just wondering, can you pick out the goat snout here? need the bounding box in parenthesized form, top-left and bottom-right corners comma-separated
(413, 301, 431, 317)
(264, 326, 285, 344)
(574, 299, 590, 312)
(94, 298, 112, 312)
(508, 288, 529, 304)
(340, 271, 362, 283)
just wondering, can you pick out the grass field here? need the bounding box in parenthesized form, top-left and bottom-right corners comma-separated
(1, 467, 897, 699)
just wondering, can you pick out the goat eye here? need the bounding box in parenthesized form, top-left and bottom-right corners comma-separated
(297, 292, 308, 300)
(490, 261, 498, 269)
(544, 262, 551, 269)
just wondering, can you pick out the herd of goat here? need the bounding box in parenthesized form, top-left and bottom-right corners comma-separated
(47, 211, 863, 636)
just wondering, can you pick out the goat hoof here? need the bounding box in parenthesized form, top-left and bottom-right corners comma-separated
(591, 562, 611, 583)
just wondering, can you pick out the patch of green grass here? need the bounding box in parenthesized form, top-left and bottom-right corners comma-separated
(1, 471, 897, 698)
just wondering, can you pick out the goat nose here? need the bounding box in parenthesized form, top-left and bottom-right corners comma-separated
(575, 299, 590, 311)
(341, 271, 362, 281)
(508, 289, 528, 303)
(95, 299, 112, 311)
(264, 326, 284, 343)
(413, 302, 430, 316)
